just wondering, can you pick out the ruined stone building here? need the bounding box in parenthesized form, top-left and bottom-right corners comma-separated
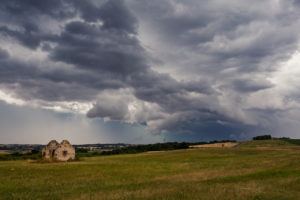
(42, 140, 75, 161)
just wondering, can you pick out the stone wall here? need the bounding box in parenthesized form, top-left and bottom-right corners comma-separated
(42, 140, 59, 159)
(42, 140, 75, 161)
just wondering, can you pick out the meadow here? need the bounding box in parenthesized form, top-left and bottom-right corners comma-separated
(0, 140, 300, 200)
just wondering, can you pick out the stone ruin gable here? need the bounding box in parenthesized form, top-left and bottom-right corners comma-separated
(42, 140, 75, 161)
(42, 140, 59, 160)
(54, 140, 75, 161)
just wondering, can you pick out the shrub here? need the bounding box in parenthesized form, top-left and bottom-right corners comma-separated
(253, 135, 272, 140)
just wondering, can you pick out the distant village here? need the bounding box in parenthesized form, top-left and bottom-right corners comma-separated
(0, 143, 131, 152)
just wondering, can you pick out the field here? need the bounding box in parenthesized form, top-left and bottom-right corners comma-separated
(0, 150, 9, 154)
(190, 142, 238, 148)
(0, 141, 300, 200)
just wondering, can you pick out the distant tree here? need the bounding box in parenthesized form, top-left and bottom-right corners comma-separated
(11, 152, 21, 156)
(75, 148, 89, 153)
(30, 149, 40, 154)
(101, 142, 190, 155)
(278, 137, 290, 140)
(253, 135, 272, 140)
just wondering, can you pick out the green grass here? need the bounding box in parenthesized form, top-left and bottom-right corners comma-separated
(282, 139, 300, 146)
(238, 139, 300, 148)
(0, 147, 299, 200)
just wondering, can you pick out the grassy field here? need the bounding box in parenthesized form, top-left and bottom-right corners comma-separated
(239, 139, 291, 147)
(0, 141, 300, 200)
(0, 150, 9, 154)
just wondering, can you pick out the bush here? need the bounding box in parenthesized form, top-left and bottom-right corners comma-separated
(253, 135, 272, 140)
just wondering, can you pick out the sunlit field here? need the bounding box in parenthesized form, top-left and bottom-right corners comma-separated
(0, 141, 300, 200)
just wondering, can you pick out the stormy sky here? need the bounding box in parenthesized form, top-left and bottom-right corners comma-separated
(1, 0, 300, 144)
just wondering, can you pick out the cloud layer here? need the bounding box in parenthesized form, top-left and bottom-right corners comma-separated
(1, 0, 300, 140)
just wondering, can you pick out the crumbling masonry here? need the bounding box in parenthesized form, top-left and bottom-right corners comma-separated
(42, 140, 75, 161)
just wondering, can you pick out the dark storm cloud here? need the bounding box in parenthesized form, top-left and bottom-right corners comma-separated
(0, 48, 9, 59)
(50, 21, 146, 75)
(231, 79, 274, 93)
(0, 0, 213, 109)
(98, 0, 137, 33)
(0, 0, 75, 49)
(130, 0, 300, 73)
(0, 0, 145, 102)
(0, 0, 74, 19)
(1, 0, 300, 139)
(0, 25, 59, 49)
(126, 0, 300, 136)
(294, 0, 300, 5)
(0, 55, 128, 101)
(0, 0, 137, 49)
(72, 0, 137, 33)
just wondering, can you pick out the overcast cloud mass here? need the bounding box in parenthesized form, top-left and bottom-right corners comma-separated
(1, 0, 300, 143)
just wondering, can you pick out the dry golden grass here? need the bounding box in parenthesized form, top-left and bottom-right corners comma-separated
(190, 142, 239, 148)
(0, 150, 9, 154)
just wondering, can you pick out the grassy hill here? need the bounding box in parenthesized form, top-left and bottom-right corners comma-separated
(238, 139, 300, 148)
(282, 139, 300, 146)
(0, 142, 300, 200)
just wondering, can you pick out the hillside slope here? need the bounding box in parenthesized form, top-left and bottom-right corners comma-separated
(238, 139, 300, 148)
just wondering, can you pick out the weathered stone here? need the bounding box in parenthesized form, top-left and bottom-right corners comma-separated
(42, 140, 75, 161)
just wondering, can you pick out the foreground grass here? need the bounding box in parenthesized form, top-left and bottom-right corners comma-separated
(0, 147, 299, 200)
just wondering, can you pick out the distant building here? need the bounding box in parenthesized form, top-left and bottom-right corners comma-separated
(42, 140, 75, 161)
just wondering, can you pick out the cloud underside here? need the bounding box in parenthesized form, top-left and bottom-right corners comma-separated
(1, 0, 300, 137)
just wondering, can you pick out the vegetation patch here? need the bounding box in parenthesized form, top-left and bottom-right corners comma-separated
(239, 138, 300, 148)
(281, 139, 300, 146)
(253, 135, 272, 140)
(0, 150, 42, 161)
